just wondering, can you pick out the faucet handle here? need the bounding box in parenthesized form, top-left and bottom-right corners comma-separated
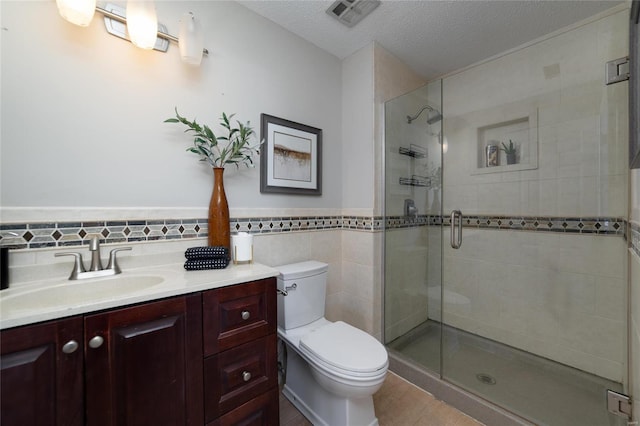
(55, 252, 86, 280)
(106, 247, 132, 274)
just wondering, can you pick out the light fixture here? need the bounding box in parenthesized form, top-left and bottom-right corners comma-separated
(101, 4, 169, 52)
(56, 1, 208, 64)
(126, 1, 158, 50)
(56, 0, 96, 27)
(179, 12, 204, 66)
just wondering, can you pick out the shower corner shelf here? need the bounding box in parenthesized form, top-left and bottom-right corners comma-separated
(399, 144, 427, 159)
(400, 175, 430, 187)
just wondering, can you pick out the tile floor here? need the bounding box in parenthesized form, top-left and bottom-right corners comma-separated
(279, 371, 484, 426)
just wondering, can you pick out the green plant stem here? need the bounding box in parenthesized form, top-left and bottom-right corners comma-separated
(165, 108, 262, 169)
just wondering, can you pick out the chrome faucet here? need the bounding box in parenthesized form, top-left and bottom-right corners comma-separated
(404, 199, 418, 218)
(89, 236, 103, 271)
(55, 236, 132, 280)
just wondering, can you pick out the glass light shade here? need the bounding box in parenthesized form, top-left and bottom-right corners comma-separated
(126, 1, 158, 50)
(56, 0, 96, 27)
(179, 12, 204, 66)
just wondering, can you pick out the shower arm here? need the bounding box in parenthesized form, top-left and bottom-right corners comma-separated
(407, 105, 435, 124)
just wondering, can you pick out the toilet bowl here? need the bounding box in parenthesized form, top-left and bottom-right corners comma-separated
(276, 261, 388, 426)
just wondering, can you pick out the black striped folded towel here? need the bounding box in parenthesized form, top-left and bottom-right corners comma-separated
(185, 246, 229, 260)
(183, 258, 229, 271)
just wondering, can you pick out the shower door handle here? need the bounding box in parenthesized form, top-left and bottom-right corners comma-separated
(450, 210, 462, 249)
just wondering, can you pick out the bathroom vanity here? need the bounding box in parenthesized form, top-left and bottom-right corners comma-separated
(0, 263, 279, 426)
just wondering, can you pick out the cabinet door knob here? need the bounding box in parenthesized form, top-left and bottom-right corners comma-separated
(241, 310, 250, 320)
(242, 371, 252, 382)
(62, 340, 79, 354)
(88, 335, 104, 349)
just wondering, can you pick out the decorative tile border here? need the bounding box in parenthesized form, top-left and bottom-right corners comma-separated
(386, 214, 626, 236)
(0, 219, 209, 249)
(0, 216, 381, 250)
(0, 214, 628, 250)
(441, 215, 627, 236)
(230, 216, 382, 233)
(385, 215, 430, 228)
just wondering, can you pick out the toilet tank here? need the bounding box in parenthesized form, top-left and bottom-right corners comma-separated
(276, 261, 328, 330)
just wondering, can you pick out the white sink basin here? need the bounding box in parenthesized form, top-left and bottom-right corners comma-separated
(0, 274, 165, 314)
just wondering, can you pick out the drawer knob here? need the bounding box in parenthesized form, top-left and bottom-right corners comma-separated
(89, 335, 104, 349)
(62, 340, 79, 354)
(241, 310, 250, 320)
(242, 371, 252, 382)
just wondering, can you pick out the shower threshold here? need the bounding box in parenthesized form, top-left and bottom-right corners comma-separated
(387, 320, 626, 426)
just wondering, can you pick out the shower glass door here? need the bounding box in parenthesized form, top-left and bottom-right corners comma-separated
(384, 7, 630, 426)
(384, 79, 443, 374)
(440, 8, 629, 426)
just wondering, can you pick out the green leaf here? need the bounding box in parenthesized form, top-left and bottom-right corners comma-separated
(204, 126, 217, 145)
(166, 108, 260, 169)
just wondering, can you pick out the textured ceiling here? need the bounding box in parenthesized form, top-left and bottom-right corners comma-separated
(239, 0, 623, 79)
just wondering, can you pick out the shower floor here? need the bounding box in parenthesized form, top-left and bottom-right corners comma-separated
(387, 320, 625, 426)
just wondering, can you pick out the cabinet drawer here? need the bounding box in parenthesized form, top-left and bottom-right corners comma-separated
(211, 388, 279, 426)
(203, 278, 276, 355)
(204, 334, 277, 421)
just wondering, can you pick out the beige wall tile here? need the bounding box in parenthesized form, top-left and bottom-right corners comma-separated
(438, 228, 627, 380)
(630, 251, 640, 420)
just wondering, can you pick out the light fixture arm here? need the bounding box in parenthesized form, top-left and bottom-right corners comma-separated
(95, 4, 209, 56)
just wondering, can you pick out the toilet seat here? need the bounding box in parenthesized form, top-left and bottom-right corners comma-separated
(299, 321, 388, 378)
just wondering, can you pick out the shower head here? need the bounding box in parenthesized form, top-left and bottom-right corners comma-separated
(407, 104, 442, 125)
(426, 112, 442, 125)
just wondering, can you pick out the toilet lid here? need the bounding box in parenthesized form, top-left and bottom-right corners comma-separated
(299, 321, 388, 374)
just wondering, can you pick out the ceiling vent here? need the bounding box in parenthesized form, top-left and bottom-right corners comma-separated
(326, 0, 381, 28)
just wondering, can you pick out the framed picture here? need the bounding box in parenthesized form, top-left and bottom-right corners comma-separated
(260, 114, 322, 195)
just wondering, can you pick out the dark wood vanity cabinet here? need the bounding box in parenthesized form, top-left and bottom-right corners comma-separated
(0, 316, 84, 426)
(0, 277, 278, 426)
(0, 295, 203, 426)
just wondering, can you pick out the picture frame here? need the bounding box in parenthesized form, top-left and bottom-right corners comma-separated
(260, 114, 322, 195)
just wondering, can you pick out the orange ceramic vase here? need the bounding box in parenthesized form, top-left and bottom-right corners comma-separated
(208, 167, 230, 253)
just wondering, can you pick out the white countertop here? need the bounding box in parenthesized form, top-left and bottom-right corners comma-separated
(0, 262, 279, 330)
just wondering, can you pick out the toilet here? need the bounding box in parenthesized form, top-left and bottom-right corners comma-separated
(276, 261, 388, 426)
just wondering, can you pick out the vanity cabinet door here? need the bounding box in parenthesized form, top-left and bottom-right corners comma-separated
(0, 316, 84, 426)
(84, 294, 203, 426)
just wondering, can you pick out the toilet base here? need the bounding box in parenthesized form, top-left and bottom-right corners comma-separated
(282, 344, 379, 426)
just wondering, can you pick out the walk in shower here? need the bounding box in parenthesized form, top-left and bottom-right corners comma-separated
(383, 7, 630, 426)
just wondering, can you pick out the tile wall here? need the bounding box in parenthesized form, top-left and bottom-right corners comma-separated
(385, 226, 430, 342)
(433, 8, 630, 382)
(630, 168, 640, 422)
(440, 229, 626, 382)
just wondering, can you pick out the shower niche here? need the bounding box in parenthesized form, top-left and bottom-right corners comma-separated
(472, 106, 539, 174)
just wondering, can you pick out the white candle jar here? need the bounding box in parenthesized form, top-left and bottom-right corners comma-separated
(231, 232, 253, 264)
